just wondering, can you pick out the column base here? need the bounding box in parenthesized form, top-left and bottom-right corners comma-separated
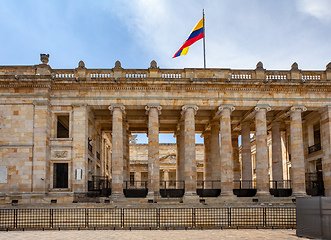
(256, 190, 270, 196)
(183, 191, 199, 203)
(292, 191, 308, 197)
(111, 192, 125, 202)
(220, 190, 234, 197)
(147, 191, 160, 202)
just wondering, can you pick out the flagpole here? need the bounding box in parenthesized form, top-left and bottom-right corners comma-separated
(203, 9, 206, 68)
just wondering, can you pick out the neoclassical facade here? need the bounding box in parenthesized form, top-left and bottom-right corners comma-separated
(0, 54, 330, 203)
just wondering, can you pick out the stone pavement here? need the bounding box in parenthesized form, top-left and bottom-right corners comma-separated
(0, 229, 307, 240)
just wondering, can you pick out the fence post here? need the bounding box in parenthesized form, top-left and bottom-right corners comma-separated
(50, 209, 53, 228)
(121, 208, 124, 228)
(192, 208, 196, 228)
(14, 209, 17, 229)
(263, 208, 266, 227)
(85, 208, 88, 228)
(157, 208, 160, 229)
(228, 208, 231, 227)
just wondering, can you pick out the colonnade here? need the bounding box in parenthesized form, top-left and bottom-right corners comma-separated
(107, 103, 331, 199)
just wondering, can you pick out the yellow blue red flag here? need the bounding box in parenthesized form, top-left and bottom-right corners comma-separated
(173, 18, 204, 58)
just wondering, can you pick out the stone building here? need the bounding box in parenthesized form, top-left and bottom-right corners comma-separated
(0, 54, 330, 204)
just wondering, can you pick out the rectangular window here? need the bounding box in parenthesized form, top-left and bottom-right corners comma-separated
(53, 163, 68, 188)
(57, 115, 69, 138)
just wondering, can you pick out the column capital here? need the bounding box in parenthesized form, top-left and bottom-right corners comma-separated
(216, 104, 235, 115)
(232, 131, 240, 138)
(181, 104, 199, 115)
(254, 104, 271, 112)
(108, 104, 126, 114)
(145, 104, 162, 115)
(290, 105, 307, 112)
(319, 105, 331, 115)
(72, 103, 88, 108)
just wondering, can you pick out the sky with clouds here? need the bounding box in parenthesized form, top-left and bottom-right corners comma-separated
(1, 0, 331, 143)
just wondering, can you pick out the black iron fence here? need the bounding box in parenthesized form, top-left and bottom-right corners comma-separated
(0, 207, 296, 230)
(308, 142, 321, 154)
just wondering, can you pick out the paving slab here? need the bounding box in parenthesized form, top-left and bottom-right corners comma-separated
(0, 229, 306, 240)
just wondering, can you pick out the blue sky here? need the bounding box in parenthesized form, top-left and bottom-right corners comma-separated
(1, 0, 331, 143)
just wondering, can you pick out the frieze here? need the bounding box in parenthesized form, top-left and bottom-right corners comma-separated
(54, 151, 68, 158)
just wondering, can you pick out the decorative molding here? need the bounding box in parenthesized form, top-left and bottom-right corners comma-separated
(54, 151, 68, 158)
(181, 104, 199, 115)
(108, 104, 126, 114)
(145, 104, 162, 115)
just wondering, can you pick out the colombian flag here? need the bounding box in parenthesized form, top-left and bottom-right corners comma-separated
(173, 18, 204, 58)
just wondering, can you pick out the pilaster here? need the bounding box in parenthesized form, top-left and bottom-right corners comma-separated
(72, 103, 89, 193)
(272, 121, 283, 181)
(32, 100, 51, 193)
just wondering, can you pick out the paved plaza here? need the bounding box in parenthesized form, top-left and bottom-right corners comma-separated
(0, 229, 306, 240)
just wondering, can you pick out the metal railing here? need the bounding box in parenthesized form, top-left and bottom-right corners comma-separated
(160, 181, 185, 189)
(308, 142, 321, 154)
(269, 180, 292, 189)
(196, 180, 221, 189)
(0, 207, 296, 230)
(233, 180, 256, 189)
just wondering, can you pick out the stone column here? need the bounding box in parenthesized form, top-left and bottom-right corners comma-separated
(122, 121, 128, 183)
(320, 106, 331, 196)
(108, 104, 125, 198)
(255, 105, 271, 196)
(290, 106, 307, 196)
(145, 104, 162, 199)
(218, 105, 235, 196)
(181, 105, 199, 197)
(272, 121, 283, 182)
(210, 121, 221, 185)
(232, 132, 241, 182)
(241, 122, 252, 187)
(126, 131, 130, 183)
(32, 101, 51, 193)
(203, 130, 212, 188)
(176, 119, 185, 189)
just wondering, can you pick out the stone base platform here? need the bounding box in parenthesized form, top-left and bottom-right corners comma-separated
(0, 193, 297, 208)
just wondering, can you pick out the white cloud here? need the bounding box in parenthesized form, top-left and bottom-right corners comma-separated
(296, 0, 331, 22)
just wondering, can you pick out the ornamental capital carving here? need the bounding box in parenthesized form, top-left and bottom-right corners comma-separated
(181, 105, 199, 115)
(108, 104, 126, 114)
(290, 105, 307, 112)
(254, 104, 271, 112)
(216, 104, 235, 115)
(145, 104, 162, 115)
